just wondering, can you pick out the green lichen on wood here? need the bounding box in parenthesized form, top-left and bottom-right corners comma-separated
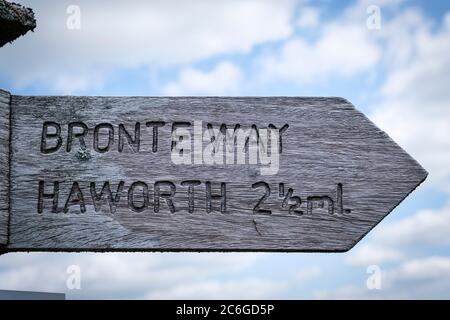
(0, 0, 36, 47)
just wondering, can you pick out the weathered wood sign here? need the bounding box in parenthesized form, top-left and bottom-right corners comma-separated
(0, 89, 427, 253)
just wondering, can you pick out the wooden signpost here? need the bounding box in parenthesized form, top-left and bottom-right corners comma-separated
(0, 89, 427, 253)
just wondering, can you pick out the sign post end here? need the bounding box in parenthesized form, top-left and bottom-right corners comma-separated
(0, 89, 11, 247)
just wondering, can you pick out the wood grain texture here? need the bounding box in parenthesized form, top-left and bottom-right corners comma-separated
(0, 89, 10, 246)
(3, 95, 427, 252)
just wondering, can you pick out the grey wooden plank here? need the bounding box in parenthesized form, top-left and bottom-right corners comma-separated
(0, 89, 10, 246)
(5, 95, 427, 252)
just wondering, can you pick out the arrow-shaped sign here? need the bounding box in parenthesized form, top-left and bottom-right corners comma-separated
(0, 89, 427, 253)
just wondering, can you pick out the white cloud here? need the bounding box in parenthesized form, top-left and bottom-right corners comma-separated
(54, 73, 105, 95)
(260, 16, 381, 84)
(344, 6, 450, 269)
(346, 200, 450, 267)
(163, 61, 242, 95)
(377, 201, 450, 247)
(296, 266, 322, 281)
(315, 256, 450, 299)
(345, 9, 450, 273)
(393, 256, 450, 281)
(258, 0, 412, 86)
(346, 244, 404, 266)
(0, 253, 264, 299)
(370, 12, 450, 192)
(145, 279, 286, 299)
(296, 7, 320, 28)
(0, 0, 296, 93)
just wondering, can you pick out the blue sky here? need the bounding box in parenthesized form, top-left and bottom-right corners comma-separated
(1, 0, 450, 299)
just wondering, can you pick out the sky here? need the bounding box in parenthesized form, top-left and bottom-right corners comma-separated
(0, 0, 450, 299)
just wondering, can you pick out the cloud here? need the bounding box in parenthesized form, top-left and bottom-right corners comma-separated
(315, 256, 450, 299)
(145, 279, 287, 299)
(259, 9, 381, 84)
(163, 61, 242, 95)
(296, 7, 320, 28)
(370, 12, 450, 192)
(347, 1, 450, 260)
(346, 199, 450, 267)
(393, 256, 450, 281)
(258, 0, 413, 86)
(0, 252, 265, 299)
(345, 7, 450, 270)
(346, 244, 404, 266)
(378, 201, 450, 247)
(53, 73, 105, 95)
(296, 266, 322, 282)
(0, 0, 296, 93)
